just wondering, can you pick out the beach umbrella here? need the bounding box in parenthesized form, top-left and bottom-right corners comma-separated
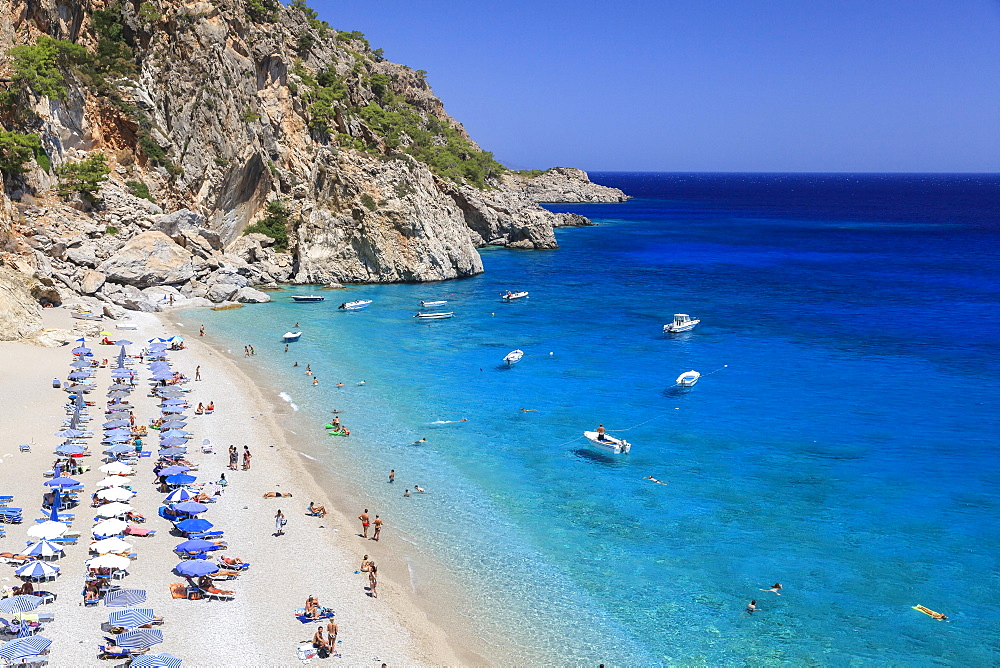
(103, 420, 129, 429)
(96, 487, 135, 502)
(14, 561, 59, 580)
(159, 437, 188, 448)
(104, 436, 132, 444)
(71, 346, 91, 354)
(157, 465, 189, 476)
(96, 477, 132, 489)
(152, 373, 174, 382)
(92, 519, 129, 537)
(67, 371, 92, 380)
(164, 488, 194, 503)
(0, 596, 42, 615)
(87, 554, 131, 570)
(129, 652, 182, 668)
(55, 443, 86, 456)
(104, 428, 132, 436)
(99, 462, 134, 475)
(111, 370, 133, 378)
(114, 628, 163, 650)
(166, 336, 184, 342)
(54, 428, 86, 438)
(106, 406, 130, 413)
(27, 521, 67, 540)
(158, 447, 187, 457)
(174, 560, 218, 577)
(159, 421, 187, 429)
(170, 501, 207, 515)
(160, 429, 191, 437)
(0, 636, 52, 661)
(117, 340, 134, 346)
(49, 489, 62, 522)
(165, 474, 197, 486)
(104, 444, 133, 455)
(161, 398, 186, 406)
(23, 540, 63, 559)
(44, 476, 81, 488)
(106, 391, 130, 399)
(69, 359, 90, 368)
(161, 406, 184, 414)
(90, 537, 133, 554)
(174, 539, 215, 553)
(103, 589, 147, 608)
(174, 518, 212, 534)
(108, 608, 156, 630)
(95, 502, 133, 518)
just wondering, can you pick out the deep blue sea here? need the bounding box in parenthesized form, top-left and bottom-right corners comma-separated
(183, 173, 1000, 665)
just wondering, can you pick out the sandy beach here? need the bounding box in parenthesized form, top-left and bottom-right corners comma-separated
(0, 306, 473, 666)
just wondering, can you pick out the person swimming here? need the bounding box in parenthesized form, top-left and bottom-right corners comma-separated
(746, 600, 759, 614)
(760, 583, 782, 595)
(643, 475, 666, 485)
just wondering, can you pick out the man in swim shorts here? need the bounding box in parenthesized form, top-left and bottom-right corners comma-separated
(359, 509, 370, 537)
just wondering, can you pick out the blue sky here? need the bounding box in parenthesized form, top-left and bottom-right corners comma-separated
(309, 0, 1000, 172)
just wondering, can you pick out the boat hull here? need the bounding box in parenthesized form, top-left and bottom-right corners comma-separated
(420, 300, 448, 307)
(501, 292, 529, 301)
(71, 312, 104, 321)
(415, 312, 454, 319)
(291, 296, 325, 302)
(503, 350, 524, 365)
(339, 300, 372, 310)
(583, 431, 631, 454)
(282, 332, 302, 342)
(676, 371, 701, 387)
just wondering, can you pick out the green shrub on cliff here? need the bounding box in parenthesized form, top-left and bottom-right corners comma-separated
(57, 154, 110, 202)
(0, 132, 49, 178)
(290, 0, 330, 37)
(246, 0, 279, 22)
(244, 199, 290, 252)
(90, 6, 137, 78)
(126, 179, 155, 202)
(7, 37, 89, 100)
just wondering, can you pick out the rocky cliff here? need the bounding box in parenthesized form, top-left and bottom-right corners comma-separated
(505, 167, 629, 203)
(0, 0, 626, 332)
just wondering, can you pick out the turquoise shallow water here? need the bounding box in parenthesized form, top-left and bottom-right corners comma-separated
(181, 174, 1000, 664)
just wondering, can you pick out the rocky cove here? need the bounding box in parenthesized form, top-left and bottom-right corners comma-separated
(0, 0, 626, 341)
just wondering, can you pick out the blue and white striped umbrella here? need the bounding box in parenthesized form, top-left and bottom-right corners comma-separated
(0, 596, 42, 615)
(108, 608, 155, 630)
(164, 488, 194, 503)
(129, 653, 183, 668)
(103, 588, 147, 608)
(14, 561, 59, 580)
(0, 635, 51, 659)
(24, 540, 62, 559)
(114, 628, 163, 649)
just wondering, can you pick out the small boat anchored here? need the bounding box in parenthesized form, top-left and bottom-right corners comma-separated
(414, 312, 454, 319)
(71, 311, 104, 321)
(664, 313, 699, 333)
(583, 431, 631, 454)
(420, 300, 448, 307)
(282, 332, 302, 342)
(503, 349, 524, 366)
(501, 291, 529, 301)
(291, 295, 325, 302)
(339, 300, 372, 310)
(675, 370, 701, 387)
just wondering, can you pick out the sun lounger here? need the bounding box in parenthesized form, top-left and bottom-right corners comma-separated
(124, 526, 154, 537)
(98, 644, 134, 659)
(200, 587, 235, 601)
(18, 444, 30, 452)
(0, 496, 14, 505)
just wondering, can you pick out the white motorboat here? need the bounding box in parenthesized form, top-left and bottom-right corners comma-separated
(414, 312, 454, 319)
(676, 370, 701, 387)
(339, 300, 372, 310)
(420, 300, 448, 307)
(663, 313, 700, 333)
(583, 431, 631, 454)
(503, 349, 524, 365)
(71, 311, 104, 321)
(282, 332, 302, 342)
(291, 295, 325, 302)
(500, 291, 529, 301)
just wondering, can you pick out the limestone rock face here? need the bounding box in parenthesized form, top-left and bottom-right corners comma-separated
(232, 286, 271, 303)
(504, 168, 629, 203)
(98, 232, 196, 288)
(0, 266, 43, 340)
(79, 269, 107, 294)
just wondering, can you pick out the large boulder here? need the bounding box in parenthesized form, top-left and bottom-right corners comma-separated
(99, 283, 164, 312)
(232, 286, 271, 303)
(64, 242, 100, 267)
(205, 283, 239, 302)
(154, 209, 204, 243)
(97, 231, 196, 288)
(0, 266, 42, 340)
(79, 269, 106, 294)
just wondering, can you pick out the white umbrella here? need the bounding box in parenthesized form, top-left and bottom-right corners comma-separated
(27, 521, 67, 540)
(87, 554, 131, 570)
(96, 487, 136, 502)
(95, 502, 133, 518)
(92, 519, 129, 537)
(89, 537, 133, 554)
(96, 477, 132, 489)
(99, 462, 134, 475)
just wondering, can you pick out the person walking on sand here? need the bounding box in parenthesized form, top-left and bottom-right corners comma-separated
(358, 509, 370, 537)
(388, 469, 395, 484)
(368, 566, 378, 598)
(195, 365, 201, 381)
(242, 446, 252, 470)
(228, 445, 238, 470)
(372, 515, 382, 541)
(200, 325, 205, 337)
(275, 509, 286, 536)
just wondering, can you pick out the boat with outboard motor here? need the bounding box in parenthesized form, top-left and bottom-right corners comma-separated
(676, 370, 701, 387)
(664, 313, 699, 333)
(339, 300, 372, 310)
(583, 431, 631, 454)
(282, 332, 302, 342)
(414, 312, 454, 319)
(420, 300, 448, 307)
(501, 291, 529, 301)
(503, 349, 524, 365)
(291, 295, 325, 302)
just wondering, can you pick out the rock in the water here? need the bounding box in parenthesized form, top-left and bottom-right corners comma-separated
(79, 269, 107, 294)
(212, 301, 244, 311)
(97, 231, 196, 288)
(0, 266, 42, 340)
(205, 283, 240, 302)
(232, 286, 270, 303)
(504, 167, 629, 203)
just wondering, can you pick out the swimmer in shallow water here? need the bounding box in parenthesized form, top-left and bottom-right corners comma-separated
(414, 485, 425, 493)
(357, 380, 366, 386)
(759, 583, 782, 595)
(746, 600, 759, 614)
(643, 475, 666, 485)
(520, 408, 537, 412)
(412, 437, 428, 444)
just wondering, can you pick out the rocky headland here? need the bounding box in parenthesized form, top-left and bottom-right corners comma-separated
(0, 0, 626, 340)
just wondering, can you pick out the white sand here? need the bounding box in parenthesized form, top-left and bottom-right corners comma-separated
(0, 308, 467, 666)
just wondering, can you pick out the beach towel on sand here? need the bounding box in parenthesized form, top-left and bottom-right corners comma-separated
(294, 608, 334, 623)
